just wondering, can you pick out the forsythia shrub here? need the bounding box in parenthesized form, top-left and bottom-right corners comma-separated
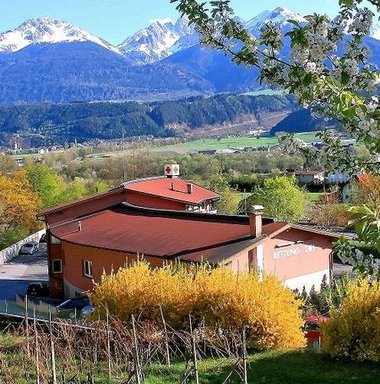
(89, 261, 305, 350)
(322, 279, 380, 362)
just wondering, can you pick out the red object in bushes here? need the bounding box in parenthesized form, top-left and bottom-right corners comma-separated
(304, 315, 330, 349)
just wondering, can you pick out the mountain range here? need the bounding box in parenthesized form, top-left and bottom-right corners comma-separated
(0, 7, 379, 104)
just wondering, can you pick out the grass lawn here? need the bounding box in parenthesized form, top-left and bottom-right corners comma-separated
(145, 349, 380, 384)
(148, 133, 319, 155)
(1, 332, 379, 383)
(306, 192, 323, 202)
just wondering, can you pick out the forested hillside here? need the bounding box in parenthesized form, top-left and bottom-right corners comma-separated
(0, 94, 298, 147)
(270, 109, 337, 135)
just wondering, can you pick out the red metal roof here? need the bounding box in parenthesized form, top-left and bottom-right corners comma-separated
(125, 177, 220, 205)
(37, 187, 125, 217)
(51, 205, 251, 257)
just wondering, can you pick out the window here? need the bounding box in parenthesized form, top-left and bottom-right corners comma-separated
(83, 260, 93, 278)
(52, 259, 62, 273)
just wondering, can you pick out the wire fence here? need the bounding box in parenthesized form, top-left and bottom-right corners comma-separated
(0, 296, 80, 322)
(0, 308, 251, 383)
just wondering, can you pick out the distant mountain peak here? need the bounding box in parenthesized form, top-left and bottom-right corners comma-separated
(246, 7, 305, 34)
(117, 17, 198, 64)
(0, 17, 122, 54)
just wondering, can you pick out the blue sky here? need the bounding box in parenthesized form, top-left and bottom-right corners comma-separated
(0, 0, 342, 45)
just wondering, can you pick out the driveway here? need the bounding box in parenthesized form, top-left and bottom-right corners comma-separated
(0, 248, 48, 300)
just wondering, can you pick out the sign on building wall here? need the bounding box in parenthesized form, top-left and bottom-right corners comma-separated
(273, 244, 317, 260)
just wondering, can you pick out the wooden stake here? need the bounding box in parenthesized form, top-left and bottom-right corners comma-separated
(159, 305, 170, 367)
(242, 325, 248, 384)
(131, 314, 142, 384)
(33, 308, 40, 384)
(49, 308, 57, 384)
(106, 306, 112, 381)
(189, 315, 199, 384)
(25, 295, 30, 357)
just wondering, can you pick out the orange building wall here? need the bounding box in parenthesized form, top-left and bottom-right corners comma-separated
(263, 229, 332, 282)
(125, 190, 187, 210)
(61, 242, 166, 297)
(48, 235, 65, 298)
(47, 190, 126, 225)
(223, 229, 332, 291)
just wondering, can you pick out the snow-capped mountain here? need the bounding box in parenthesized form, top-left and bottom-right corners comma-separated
(246, 7, 305, 36)
(0, 17, 122, 54)
(118, 17, 198, 64)
(0, 8, 378, 104)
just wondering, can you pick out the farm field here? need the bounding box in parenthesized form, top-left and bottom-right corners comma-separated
(147, 133, 319, 155)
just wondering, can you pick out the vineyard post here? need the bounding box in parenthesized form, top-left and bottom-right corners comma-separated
(132, 314, 142, 384)
(189, 315, 199, 384)
(49, 307, 57, 384)
(33, 308, 40, 384)
(242, 325, 248, 384)
(159, 305, 171, 367)
(106, 306, 112, 380)
(25, 295, 30, 357)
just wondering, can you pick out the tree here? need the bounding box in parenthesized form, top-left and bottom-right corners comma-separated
(245, 176, 305, 221)
(0, 155, 17, 176)
(334, 205, 380, 276)
(351, 174, 380, 208)
(0, 171, 41, 232)
(171, 0, 380, 173)
(26, 164, 63, 208)
(57, 180, 88, 204)
(171, 0, 380, 273)
(215, 186, 241, 214)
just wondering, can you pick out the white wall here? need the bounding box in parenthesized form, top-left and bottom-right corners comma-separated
(0, 229, 45, 265)
(284, 269, 330, 293)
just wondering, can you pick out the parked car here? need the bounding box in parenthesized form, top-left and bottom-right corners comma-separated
(26, 282, 49, 297)
(81, 305, 96, 318)
(304, 315, 329, 349)
(19, 242, 39, 255)
(57, 297, 90, 311)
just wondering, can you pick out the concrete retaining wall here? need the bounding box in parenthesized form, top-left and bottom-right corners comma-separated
(0, 229, 45, 265)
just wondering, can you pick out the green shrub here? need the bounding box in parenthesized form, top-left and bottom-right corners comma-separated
(322, 279, 380, 362)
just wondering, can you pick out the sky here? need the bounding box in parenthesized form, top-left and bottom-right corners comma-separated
(0, 0, 343, 45)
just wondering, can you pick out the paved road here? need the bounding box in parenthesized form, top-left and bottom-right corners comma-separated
(0, 249, 48, 300)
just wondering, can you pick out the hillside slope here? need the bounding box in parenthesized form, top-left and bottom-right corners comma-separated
(0, 94, 298, 147)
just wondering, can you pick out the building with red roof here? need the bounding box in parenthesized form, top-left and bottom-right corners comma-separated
(37, 164, 339, 299)
(39, 165, 220, 226)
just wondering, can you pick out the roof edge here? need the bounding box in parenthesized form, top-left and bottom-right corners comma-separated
(37, 186, 125, 219)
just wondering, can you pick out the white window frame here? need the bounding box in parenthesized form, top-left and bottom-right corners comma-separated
(52, 259, 62, 274)
(83, 260, 93, 278)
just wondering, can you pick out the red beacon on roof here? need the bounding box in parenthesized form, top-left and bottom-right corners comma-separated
(165, 164, 180, 178)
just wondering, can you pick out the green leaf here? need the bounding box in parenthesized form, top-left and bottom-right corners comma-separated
(303, 73, 312, 86)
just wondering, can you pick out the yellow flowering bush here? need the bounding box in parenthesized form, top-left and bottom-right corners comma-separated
(322, 279, 380, 362)
(89, 261, 305, 350)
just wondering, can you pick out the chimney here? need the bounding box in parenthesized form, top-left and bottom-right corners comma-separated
(186, 182, 193, 194)
(249, 205, 264, 237)
(170, 182, 174, 191)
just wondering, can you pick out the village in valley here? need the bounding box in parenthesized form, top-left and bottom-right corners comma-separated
(0, 0, 380, 382)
